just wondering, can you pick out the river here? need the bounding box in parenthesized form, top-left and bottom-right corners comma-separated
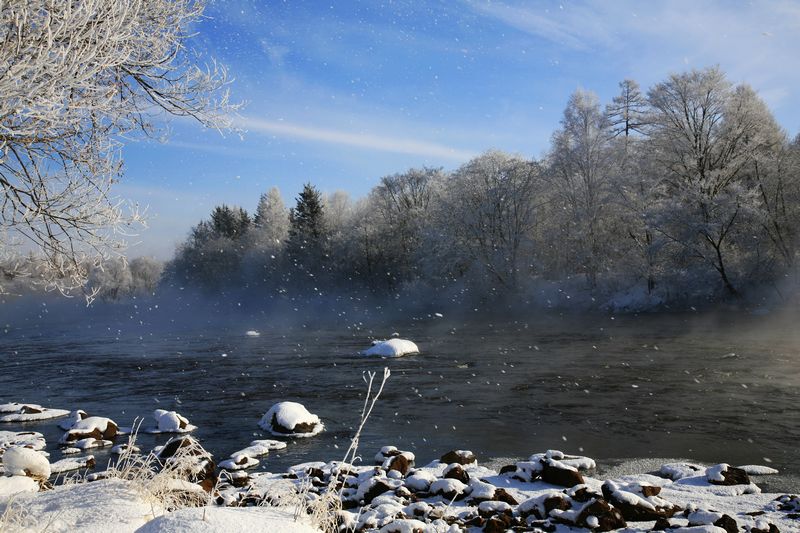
(1, 301, 798, 491)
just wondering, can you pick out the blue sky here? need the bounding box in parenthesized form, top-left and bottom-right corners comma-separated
(120, 0, 800, 258)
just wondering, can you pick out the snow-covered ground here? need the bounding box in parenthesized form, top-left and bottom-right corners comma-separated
(2, 435, 798, 532)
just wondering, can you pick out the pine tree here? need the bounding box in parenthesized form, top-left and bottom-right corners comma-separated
(210, 205, 251, 240)
(286, 183, 329, 277)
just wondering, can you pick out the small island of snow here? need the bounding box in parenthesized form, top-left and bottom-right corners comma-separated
(361, 338, 419, 358)
(258, 402, 323, 438)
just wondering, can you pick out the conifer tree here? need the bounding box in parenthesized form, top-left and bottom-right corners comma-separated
(286, 183, 329, 278)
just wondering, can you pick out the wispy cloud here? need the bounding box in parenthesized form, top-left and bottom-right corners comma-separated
(463, 0, 614, 50)
(236, 116, 476, 161)
(464, 0, 800, 114)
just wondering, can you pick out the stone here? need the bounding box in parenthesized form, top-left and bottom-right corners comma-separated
(386, 454, 411, 476)
(499, 464, 516, 475)
(713, 514, 738, 533)
(440, 450, 476, 465)
(493, 488, 518, 505)
(483, 515, 513, 533)
(750, 524, 780, 533)
(652, 517, 671, 530)
(443, 464, 469, 484)
(62, 427, 103, 442)
(640, 485, 661, 497)
(708, 465, 751, 486)
(601, 481, 680, 522)
(361, 479, 396, 504)
(544, 495, 571, 514)
(541, 460, 584, 488)
(575, 498, 626, 532)
(271, 413, 316, 434)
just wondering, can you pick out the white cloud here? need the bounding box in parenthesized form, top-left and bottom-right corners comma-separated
(463, 1, 612, 50)
(465, 0, 800, 123)
(236, 116, 476, 161)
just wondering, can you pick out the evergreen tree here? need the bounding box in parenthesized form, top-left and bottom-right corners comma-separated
(286, 183, 329, 278)
(211, 205, 251, 240)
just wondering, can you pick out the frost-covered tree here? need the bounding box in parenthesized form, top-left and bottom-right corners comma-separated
(241, 187, 289, 288)
(545, 89, 616, 288)
(609, 138, 665, 295)
(129, 256, 164, 295)
(440, 151, 540, 291)
(89, 258, 133, 301)
(369, 167, 439, 286)
(646, 68, 782, 295)
(252, 187, 289, 247)
(755, 135, 800, 272)
(606, 79, 648, 139)
(0, 0, 234, 299)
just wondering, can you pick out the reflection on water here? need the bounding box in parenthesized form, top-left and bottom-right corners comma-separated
(1, 309, 798, 491)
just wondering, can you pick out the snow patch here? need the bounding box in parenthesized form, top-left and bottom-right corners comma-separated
(135, 506, 320, 532)
(361, 339, 419, 358)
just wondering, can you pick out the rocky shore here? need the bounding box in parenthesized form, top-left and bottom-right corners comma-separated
(1, 401, 799, 532)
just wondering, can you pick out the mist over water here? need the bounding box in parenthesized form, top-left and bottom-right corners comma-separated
(1, 295, 799, 492)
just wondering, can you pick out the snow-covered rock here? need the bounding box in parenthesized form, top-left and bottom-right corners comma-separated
(2, 446, 51, 479)
(0, 430, 46, 452)
(50, 455, 96, 475)
(361, 338, 419, 358)
(60, 416, 118, 443)
(660, 462, 706, 480)
(439, 449, 476, 465)
(706, 463, 751, 485)
(377, 519, 427, 533)
(404, 470, 437, 492)
(429, 478, 469, 499)
(154, 436, 216, 486)
(111, 443, 141, 455)
(219, 452, 259, 471)
(238, 439, 287, 456)
(58, 410, 88, 430)
(258, 402, 323, 437)
(147, 409, 196, 434)
(71, 438, 113, 451)
(0, 402, 69, 423)
(219, 439, 286, 471)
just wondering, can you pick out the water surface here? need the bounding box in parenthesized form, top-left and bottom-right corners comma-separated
(1, 307, 798, 491)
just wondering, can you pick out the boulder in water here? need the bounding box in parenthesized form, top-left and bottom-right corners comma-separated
(258, 401, 323, 438)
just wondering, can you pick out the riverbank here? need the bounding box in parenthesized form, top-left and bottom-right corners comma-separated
(2, 427, 798, 532)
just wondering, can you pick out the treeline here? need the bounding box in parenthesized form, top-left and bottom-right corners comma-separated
(165, 67, 800, 310)
(0, 255, 163, 302)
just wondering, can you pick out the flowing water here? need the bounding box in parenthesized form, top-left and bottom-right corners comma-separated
(1, 303, 799, 491)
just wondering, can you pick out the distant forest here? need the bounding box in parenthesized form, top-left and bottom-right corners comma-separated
(21, 66, 800, 311)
